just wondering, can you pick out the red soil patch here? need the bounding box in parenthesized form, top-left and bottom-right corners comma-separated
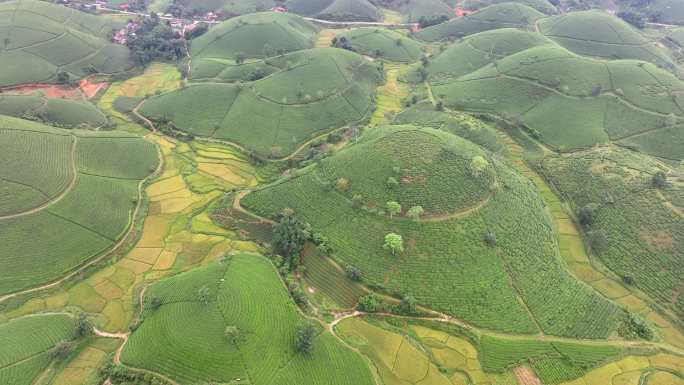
(79, 78, 108, 99)
(4, 83, 82, 99)
(513, 366, 542, 385)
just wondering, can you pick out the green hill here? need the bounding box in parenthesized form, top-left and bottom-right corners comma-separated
(141, 48, 381, 157)
(190, 12, 318, 61)
(0, 115, 158, 296)
(286, 0, 381, 21)
(538, 11, 675, 68)
(333, 28, 423, 62)
(0, 94, 106, 128)
(429, 42, 684, 155)
(461, 0, 557, 14)
(166, 0, 277, 16)
(415, 3, 544, 42)
(0, 0, 132, 88)
(121, 254, 375, 385)
(542, 147, 684, 320)
(399, 0, 454, 23)
(0, 314, 78, 385)
(242, 125, 625, 338)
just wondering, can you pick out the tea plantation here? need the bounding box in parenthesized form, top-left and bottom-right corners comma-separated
(333, 28, 423, 62)
(285, 0, 382, 21)
(0, 0, 131, 87)
(0, 94, 106, 128)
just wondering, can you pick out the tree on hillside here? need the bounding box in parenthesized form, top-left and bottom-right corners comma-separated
(198, 286, 210, 305)
(225, 326, 240, 345)
(400, 295, 417, 314)
(470, 156, 490, 178)
(345, 265, 362, 281)
(386, 201, 401, 218)
(383, 233, 404, 255)
(295, 323, 316, 354)
(235, 52, 246, 65)
(387, 176, 399, 189)
(273, 208, 308, 268)
(49, 340, 74, 360)
(617, 11, 646, 29)
(335, 178, 349, 192)
(578, 204, 595, 227)
(357, 293, 380, 312)
(73, 312, 91, 338)
(57, 71, 70, 85)
(652, 171, 667, 189)
(407, 205, 424, 221)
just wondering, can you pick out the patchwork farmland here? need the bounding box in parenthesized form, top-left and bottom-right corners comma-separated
(0, 1, 682, 385)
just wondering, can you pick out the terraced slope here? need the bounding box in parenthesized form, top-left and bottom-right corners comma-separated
(429, 40, 684, 155)
(0, 115, 158, 296)
(0, 94, 106, 128)
(542, 148, 684, 321)
(0, 314, 78, 385)
(399, 0, 454, 23)
(286, 0, 381, 22)
(121, 254, 375, 385)
(141, 48, 381, 157)
(0, 0, 131, 88)
(415, 3, 545, 42)
(461, 0, 557, 14)
(166, 0, 277, 16)
(334, 28, 423, 62)
(242, 125, 625, 338)
(538, 11, 675, 68)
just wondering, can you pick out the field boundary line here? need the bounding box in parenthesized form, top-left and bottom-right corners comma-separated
(0, 137, 164, 304)
(0, 135, 78, 220)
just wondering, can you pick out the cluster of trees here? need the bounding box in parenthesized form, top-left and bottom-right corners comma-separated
(357, 292, 418, 315)
(418, 15, 449, 28)
(126, 14, 187, 66)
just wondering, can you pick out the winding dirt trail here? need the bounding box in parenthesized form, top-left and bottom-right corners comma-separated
(0, 136, 78, 220)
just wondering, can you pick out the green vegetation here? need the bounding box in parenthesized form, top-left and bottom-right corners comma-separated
(541, 147, 684, 320)
(538, 11, 675, 68)
(461, 0, 558, 14)
(334, 28, 423, 62)
(0, 115, 158, 296)
(399, 0, 454, 24)
(286, 0, 381, 21)
(0, 94, 106, 128)
(164, 0, 277, 17)
(0, 0, 131, 87)
(646, 0, 684, 25)
(242, 125, 624, 337)
(0, 314, 78, 385)
(415, 3, 545, 42)
(141, 48, 381, 157)
(121, 254, 375, 385)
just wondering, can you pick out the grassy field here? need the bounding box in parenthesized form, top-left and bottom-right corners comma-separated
(538, 11, 675, 68)
(415, 3, 545, 42)
(141, 48, 381, 157)
(0, 0, 131, 87)
(399, 0, 454, 23)
(0, 115, 158, 296)
(0, 313, 77, 385)
(122, 254, 375, 384)
(333, 28, 424, 62)
(461, 0, 558, 14)
(286, 0, 382, 21)
(0, 94, 106, 128)
(242, 125, 624, 338)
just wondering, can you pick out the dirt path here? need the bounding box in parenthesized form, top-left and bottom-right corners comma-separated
(132, 101, 157, 133)
(513, 366, 542, 385)
(0, 136, 78, 220)
(0, 141, 164, 304)
(418, 193, 491, 222)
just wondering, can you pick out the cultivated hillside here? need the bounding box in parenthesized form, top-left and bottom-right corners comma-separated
(286, 0, 381, 21)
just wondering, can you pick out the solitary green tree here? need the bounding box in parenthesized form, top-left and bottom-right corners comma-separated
(407, 205, 424, 221)
(400, 295, 417, 314)
(295, 323, 316, 354)
(383, 233, 404, 255)
(470, 156, 489, 178)
(387, 201, 401, 218)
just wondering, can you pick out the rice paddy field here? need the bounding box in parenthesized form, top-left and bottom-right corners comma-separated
(0, 2, 683, 384)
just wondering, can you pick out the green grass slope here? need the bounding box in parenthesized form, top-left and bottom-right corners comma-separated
(538, 11, 675, 69)
(286, 0, 381, 21)
(0, 314, 78, 385)
(121, 254, 375, 385)
(0, 116, 158, 296)
(169, 0, 277, 16)
(400, 0, 455, 23)
(430, 42, 684, 154)
(542, 148, 684, 320)
(0, 94, 106, 128)
(190, 12, 318, 62)
(142, 48, 381, 157)
(334, 28, 423, 62)
(415, 3, 544, 42)
(0, 0, 131, 87)
(461, 0, 557, 14)
(242, 125, 624, 338)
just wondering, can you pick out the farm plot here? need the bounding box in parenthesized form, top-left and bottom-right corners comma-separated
(121, 254, 375, 385)
(140, 48, 382, 157)
(415, 3, 545, 42)
(0, 94, 106, 128)
(0, 115, 158, 297)
(0, 313, 77, 385)
(241, 125, 623, 338)
(541, 148, 684, 321)
(0, 0, 131, 87)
